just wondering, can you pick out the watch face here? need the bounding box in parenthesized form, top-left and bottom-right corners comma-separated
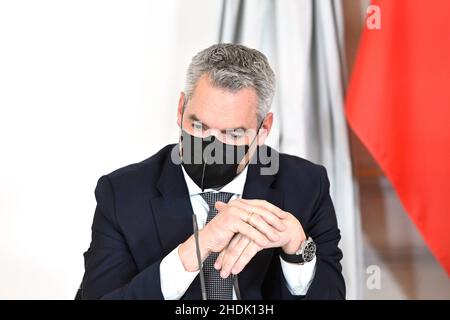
(303, 241, 316, 263)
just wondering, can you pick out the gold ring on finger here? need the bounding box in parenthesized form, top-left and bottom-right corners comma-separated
(246, 212, 255, 225)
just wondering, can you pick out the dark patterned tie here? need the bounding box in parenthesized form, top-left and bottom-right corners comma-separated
(200, 191, 235, 300)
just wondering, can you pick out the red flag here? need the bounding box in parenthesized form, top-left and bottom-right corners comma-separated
(346, 0, 450, 275)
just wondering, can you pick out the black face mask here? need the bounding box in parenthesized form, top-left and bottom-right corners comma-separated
(180, 129, 252, 190)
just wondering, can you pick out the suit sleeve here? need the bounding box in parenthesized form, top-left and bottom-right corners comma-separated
(81, 175, 164, 300)
(277, 166, 346, 300)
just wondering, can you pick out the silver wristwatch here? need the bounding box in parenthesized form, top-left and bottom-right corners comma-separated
(279, 236, 316, 264)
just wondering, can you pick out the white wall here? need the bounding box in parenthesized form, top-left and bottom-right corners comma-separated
(0, 0, 221, 299)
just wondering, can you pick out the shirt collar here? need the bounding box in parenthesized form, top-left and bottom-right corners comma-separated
(181, 165, 248, 196)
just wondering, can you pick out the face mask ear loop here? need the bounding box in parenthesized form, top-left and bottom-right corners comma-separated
(242, 118, 265, 167)
(200, 132, 217, 192)
(200, 162, 207, 192)
(253, 119, 265, 146)
(180, 96, 188, 129)
(180, 98, 188, 157)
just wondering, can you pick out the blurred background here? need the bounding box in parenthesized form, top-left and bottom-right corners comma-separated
(0, 0, 449, 299)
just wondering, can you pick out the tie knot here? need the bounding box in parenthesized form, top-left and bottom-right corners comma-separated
(200, 192, 235, 211)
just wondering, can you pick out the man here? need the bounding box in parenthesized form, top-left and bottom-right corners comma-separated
(80, 43, 345, 300)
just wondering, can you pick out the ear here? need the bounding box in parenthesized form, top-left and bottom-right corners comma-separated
(177, 92, 186, 127)
(257, 112, 273, 146)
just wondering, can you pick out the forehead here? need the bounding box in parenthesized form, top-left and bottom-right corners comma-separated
(185, 74, 258, 130)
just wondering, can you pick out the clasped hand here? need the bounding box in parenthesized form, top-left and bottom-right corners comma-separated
(200, 199, 306, 278)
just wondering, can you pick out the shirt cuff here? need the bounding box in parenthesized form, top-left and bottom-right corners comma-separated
(160, 244, 200, 300)
(279, 254, 317, 296)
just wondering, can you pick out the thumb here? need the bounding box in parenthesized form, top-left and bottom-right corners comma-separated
(215, 201, 226, 211)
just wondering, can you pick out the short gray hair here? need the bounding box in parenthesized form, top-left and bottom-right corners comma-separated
(185, 43, 275, 124)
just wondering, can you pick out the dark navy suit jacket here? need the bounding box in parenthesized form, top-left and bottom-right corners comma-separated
(80, 144, 345, 299)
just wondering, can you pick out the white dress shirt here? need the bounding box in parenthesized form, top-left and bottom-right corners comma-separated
(159, 165, 316, 299)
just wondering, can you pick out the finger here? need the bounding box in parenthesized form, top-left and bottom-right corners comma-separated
(226, 206, 280, 242)
(231, 241, 261, 275)
(239, 199, 288, 219)
(215, 201, 227, 211)
(232, 199, 286, 232)
(215, 249, 226, 270)
(245, 212, 280, 242)
(233, 220, 269, 247)
(220, 236, 251, 278)
(215, 234, 241, 270)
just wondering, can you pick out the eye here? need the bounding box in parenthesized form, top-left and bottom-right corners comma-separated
(192, 120, 203, 130)
(228, 130, 244, 139)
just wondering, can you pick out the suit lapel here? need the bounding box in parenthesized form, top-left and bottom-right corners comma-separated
(150, 146, 195, 256)
(150, 154, 203, 299)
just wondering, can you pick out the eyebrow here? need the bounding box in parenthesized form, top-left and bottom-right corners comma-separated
(188, 114, 248, 132)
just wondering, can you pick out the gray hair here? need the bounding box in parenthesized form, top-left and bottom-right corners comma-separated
(184, 43, 275, 124)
